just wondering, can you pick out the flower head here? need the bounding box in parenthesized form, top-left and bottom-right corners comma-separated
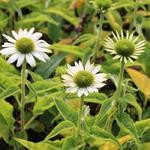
(62, 61, 107, 97)
(104, 31, 146, 63)
(1, 28, 51, 67)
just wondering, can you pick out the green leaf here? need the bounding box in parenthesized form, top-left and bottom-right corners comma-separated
(28, 71, 43, 81)
(84, 93, 107, 104)
(0, 11, 8, 30)
(0, 99, 15, 129)
(54, 98, 78, 125)
(0, 56, 18, 74)
(0, 100, 15, 143)
(17, 12, 58, 26)
(15, 0, 36, 8)
(50, 44, 83, 57)
(45, 120, 75, 141)
(14, 138, 60, 150)
(44, 7, 80, 26)
(35, 53, 66, 78)
(123, 94, 142, 119)
(140, 142, 150, 150)
(26, 79, 64, 103)
(106, 10, 123, 31)
(135, 119, 150, 137)
(95, 99, 112, 127)
(62, 136, 83, 150)
(0, 113, 10, 142)
(116, 112, 140, 144)
(33, 96, 54, 116)
(0, 86, 19, 99)
(73, 34, 96, 45)
(91, 126, 121, 148)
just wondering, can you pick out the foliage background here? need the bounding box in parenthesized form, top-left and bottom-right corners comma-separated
(0, 0, 150, 149)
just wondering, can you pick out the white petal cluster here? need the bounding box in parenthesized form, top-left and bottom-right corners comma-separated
(104, 31, 146, 63)
(1, 28, 51, 67)
(62, 61, 107, 97)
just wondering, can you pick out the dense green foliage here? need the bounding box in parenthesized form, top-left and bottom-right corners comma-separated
(0, 0, 150, 150)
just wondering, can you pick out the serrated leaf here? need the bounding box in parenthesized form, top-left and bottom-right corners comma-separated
(116, 112, 140, 144)
(100, 135, 133, 150)
(45, 121, 75, 141)
(14, 138, 60, 150)
(54, 98, 78, 125)
(95, 99, 112, 127)
(123, 94, 142, 119)
(92, 126, 121, 148)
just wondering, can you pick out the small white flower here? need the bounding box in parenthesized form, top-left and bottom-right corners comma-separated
(104, 30, 146, 63)
(1, 28, 51, 67)
(62, 61, 107, 97)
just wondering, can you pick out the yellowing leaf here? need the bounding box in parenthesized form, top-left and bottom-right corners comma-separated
(126, 68, 150, 96)
(100, 135, 133, 150)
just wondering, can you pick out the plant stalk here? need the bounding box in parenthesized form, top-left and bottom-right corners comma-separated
(115, 57, 125, 106)
(106, 58, 125, 131)
(93, 11, 104, 61)
(77, 95, 84, 142)
(20, 60, 26, 130)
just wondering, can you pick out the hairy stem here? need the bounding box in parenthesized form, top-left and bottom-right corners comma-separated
(106, 58, 125, 131)
(115, 58, 125, 105)
(20, 61, 26, 130)
(77, 95, 84, 142)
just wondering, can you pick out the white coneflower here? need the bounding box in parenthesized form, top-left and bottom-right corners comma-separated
(104, 30, 146, 63)
(0, 28, 51, 67)
(62, 61, 107, 97)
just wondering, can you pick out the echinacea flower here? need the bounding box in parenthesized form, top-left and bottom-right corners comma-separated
(62, 61, 107, 97)
(0, 28, 51, 67)
(104, 31, 146, 63)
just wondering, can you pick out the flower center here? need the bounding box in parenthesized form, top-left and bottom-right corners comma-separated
(115, 39, 135, 57)
(15, 37, 34, 54)
(74, 71, 94, 88)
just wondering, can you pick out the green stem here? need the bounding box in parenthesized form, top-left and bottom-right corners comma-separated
(24, 116, 37, 130)
(106, 58, 125, 131)
(93, 11, 104, 61)
(115, 58, 125, 105)
(20, 61, 26, 130)
(76, 95, 84, 142)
